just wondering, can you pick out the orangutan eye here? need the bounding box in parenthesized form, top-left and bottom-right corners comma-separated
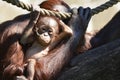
(48, 29, 53, 35)
(41, 27, 46, 31)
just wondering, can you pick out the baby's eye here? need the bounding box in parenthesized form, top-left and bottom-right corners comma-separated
(41, 27, 46, 31)
(37, 29, 42, 34)
(48, 30, 53, 35)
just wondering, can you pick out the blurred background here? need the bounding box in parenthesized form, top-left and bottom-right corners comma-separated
(0, 0, 120, 33)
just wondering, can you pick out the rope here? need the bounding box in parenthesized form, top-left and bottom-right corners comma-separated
(92, 0, 120, 15)
(2, 0, 120, 19)
(2, 0, 33, 11)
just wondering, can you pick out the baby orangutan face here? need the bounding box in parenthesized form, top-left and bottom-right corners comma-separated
(33, 16, 59, 46)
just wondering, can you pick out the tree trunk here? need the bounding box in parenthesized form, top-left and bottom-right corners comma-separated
(58, 39, 120, 80)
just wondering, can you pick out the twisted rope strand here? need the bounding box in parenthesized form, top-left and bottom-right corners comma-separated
(40, 8, 71, 19)
(92, 0, 120, 15)
(2, 0, 33, 11)
(2, 0, 120, 19)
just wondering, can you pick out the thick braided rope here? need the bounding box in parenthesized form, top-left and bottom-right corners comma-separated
(2, 0, 120, 19)
(2, 0, 33, 11)
(92, 0, 120, 15)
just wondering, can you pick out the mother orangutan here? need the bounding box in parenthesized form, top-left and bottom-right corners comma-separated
(0, 0, 91, 80)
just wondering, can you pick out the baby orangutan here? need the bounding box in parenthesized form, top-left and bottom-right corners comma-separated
(22, 15, 73, 80)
